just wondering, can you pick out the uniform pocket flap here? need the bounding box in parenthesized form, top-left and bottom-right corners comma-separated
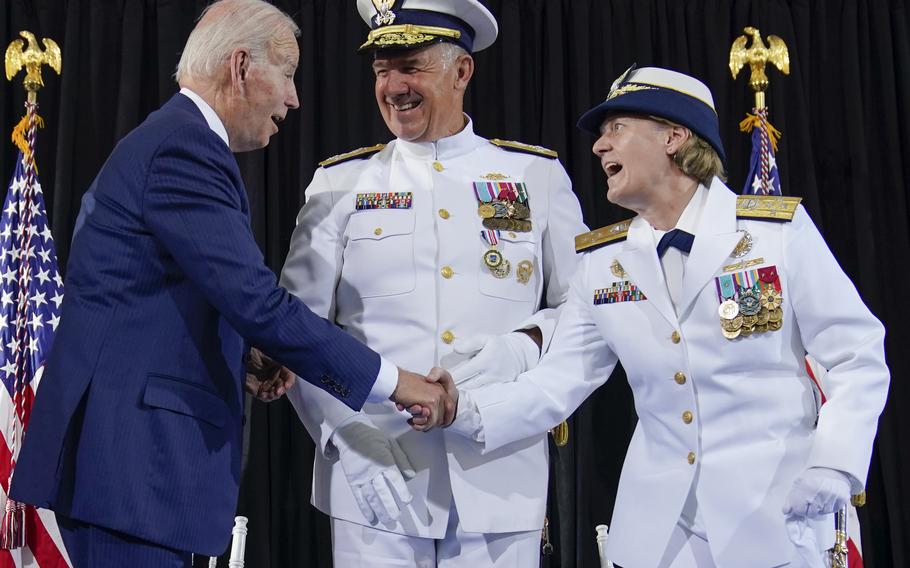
(347, 210, 416, 240)
(143, 375, 227, 428)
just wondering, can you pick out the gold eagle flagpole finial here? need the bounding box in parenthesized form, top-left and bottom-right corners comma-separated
(5, 31, 62, 104)
(729, 26, 789, 110)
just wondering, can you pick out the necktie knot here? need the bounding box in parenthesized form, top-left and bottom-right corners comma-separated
(656, 229, 694, 257)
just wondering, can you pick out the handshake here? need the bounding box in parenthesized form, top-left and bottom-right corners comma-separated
(244, 329, 542, 432)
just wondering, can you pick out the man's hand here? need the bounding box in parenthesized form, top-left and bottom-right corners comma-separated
(333, 416, 415, 525)
(390, 368, 455, 431)
(450, 330, 541, 388)
(244, 347, 295, 402)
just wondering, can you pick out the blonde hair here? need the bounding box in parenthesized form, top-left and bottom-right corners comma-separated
(175, 0, 299, 83)
(649, 115, 726, 185)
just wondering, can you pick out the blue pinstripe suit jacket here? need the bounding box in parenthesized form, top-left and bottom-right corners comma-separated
(10, 93, 380, 555)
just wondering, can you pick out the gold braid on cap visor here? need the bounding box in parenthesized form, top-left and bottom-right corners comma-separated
(360, 24, 461, 50)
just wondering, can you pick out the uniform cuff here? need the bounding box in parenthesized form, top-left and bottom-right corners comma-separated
(366, 356, 398, 403)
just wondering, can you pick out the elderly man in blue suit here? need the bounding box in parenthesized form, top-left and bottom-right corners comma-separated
(8, 1, 454, 566)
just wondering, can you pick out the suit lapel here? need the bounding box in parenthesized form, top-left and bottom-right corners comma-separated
(678, 181, 742, 314)
(614, 218, 678, 328)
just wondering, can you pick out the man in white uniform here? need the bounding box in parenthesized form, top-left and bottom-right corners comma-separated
(442, 66, 890, 567)
(281, 1, 587, 566)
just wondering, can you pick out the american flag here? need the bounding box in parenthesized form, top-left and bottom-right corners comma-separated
(741, 106, 782, 196)
(0, 103, 70, 567)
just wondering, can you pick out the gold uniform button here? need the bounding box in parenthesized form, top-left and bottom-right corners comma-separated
(671, 331, 681, 343)
(508, 232, 517, 238)
(682, 411, 693, 424)
(433, 161, 445, 172)
(441, 330, 455, 344)
(438, 208, 450, 219)
(687, 452, 696, 465)
(441, 266, 454, 279)
(674, 371, 686, 385)
(374, 228, 383, 236)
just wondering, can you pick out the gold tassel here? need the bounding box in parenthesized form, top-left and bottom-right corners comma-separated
(739, 113, 782, 153)
(550, 420, 569, 447)
(10, 113, 45, 158)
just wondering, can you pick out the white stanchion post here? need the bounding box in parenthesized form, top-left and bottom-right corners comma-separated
(595, 524, 614, 568)
(228, 516, 249, 568)
(208, 556, 218, 568)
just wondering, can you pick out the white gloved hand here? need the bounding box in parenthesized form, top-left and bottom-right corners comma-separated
(782, 467, 852, 519)
(332, 415, 415, 525)
(450, 332, 540, 388)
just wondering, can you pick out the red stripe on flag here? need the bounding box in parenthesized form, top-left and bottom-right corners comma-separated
(0, 547, 18, 568)
(848, 538, 864, 567)
(25, 507, 68, 568)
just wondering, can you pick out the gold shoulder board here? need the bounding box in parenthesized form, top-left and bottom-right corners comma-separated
(736, 195, 802, 222)
(319, 143, 386, 168)
(575, 219, 633, 253)
(489, 138, 558, 159)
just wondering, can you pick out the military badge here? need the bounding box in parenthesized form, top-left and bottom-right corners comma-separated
(516, 260, 533, 284)
(355, 192, 412, 210)
(730, 230, 754, 258)
(593, 281, 647, 305)
(473, 180, 532, 232)
(714, 264, 783, 340)
(610, 259, 627, 278)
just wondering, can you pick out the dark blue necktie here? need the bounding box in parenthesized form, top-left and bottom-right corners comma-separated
(656, 229, 694, 257)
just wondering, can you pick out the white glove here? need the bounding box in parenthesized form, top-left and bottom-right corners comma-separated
(450, 332, 540, 388)
(782, 467, 852, 519)
(332, 415, 415, 525)
(784, 515, 826, 568)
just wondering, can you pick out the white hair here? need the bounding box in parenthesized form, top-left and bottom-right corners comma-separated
(435, 42, 469, 70)
(175, 0, 299, 83)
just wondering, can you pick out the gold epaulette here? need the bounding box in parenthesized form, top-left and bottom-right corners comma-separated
(575, 219, 633, 253)
(489, 138, 558, 159)
(736, 195, 802, 222)
(319, 144, 386, 168)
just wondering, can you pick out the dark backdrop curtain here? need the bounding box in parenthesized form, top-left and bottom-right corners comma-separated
(2, 1, 908, 567)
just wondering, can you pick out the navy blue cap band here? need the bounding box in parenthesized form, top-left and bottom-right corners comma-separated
(577, 86, 726, 163)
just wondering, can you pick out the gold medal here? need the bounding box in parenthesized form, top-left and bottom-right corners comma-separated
(761, 288, 783, 310)
(721, 315, 744, 331)
(721, 327, 741, 340)
(754, 323, 769, 333)
(768, 307, 783, 323)
(478, 204, 496, 219)
(740, 325, 753, 336)
(718, 299, 740, 320)
(516, 260, 533, 284)
(756, 308, 770, 326)
(483, 248, 503, 269)
(512, 203, 530, 219)
(742, 314, 758, 328)
(768, 319, 783, 331)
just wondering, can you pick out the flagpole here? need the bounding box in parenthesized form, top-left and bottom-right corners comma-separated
(3, 29, 62, 551)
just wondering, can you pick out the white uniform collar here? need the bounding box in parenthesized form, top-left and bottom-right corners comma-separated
(393, 114, 480, 160)
(179, 87, 230, 148)
(650, 183, 709, 245)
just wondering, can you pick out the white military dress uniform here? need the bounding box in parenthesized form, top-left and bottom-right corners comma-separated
(281, 118, 586, 561)
(464, 179, 889, 567)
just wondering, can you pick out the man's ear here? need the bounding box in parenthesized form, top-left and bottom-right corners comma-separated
(454, 54, 475, 91)
(229, 47, 252, 92)
(665, 125, 691, 156)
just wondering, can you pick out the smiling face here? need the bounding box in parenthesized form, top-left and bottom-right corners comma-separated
(591, 114, 680, 210)
(372, 44, 473, 143)
(225, 27, 300, 152)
